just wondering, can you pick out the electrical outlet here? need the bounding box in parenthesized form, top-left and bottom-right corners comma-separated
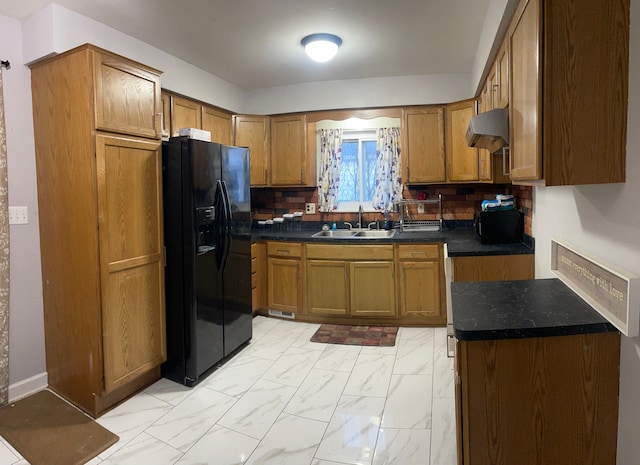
(418, 204, 425, 214)
(8, 206, 29, 225)
(305, 203, 316, 215)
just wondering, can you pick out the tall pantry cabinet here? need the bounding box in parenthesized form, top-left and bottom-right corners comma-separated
(30, 44, 166, 417)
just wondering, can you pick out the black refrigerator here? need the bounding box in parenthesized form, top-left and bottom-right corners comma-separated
(162, 136, 252, 387)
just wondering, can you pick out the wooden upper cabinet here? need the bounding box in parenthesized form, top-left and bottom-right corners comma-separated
(170, 95, 202, 136)
(201, 105, 232, 145)
(402, 107, 446, 184)
(496, 39, 509, 109)
(160, 92, 171, 139)
(233, 115, 271, 186)
(446, 99, 479, 182)
(509, 0, 628, 185)
(509, 0, 542, 182)
(485, 66, 497, 111)
(93, 50, 161, 139)
(271, 114, 307, 186)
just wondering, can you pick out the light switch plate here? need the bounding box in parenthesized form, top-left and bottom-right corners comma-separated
(305, 203, 316, 214)
(9, 206, 28, 224)
(418, 204, 425, 214)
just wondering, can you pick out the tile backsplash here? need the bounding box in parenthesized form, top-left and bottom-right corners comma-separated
(252, 184, 533, 236)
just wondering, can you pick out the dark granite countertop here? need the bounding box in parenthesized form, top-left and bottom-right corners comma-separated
(451, 278, 617, 341)
(251, 227, 533, 257)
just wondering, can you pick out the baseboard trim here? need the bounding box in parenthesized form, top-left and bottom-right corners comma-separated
(8, 372, 48, 402)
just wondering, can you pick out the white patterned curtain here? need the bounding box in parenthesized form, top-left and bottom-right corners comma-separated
(0, 66, 9, 406)
(317, 129, 343, 212)
(372, 128, 402, 212)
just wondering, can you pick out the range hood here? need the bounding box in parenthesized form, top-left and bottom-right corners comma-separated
(466, 108, 509, 153)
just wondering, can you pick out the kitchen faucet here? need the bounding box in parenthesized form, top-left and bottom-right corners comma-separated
(358, 204, 363, 229)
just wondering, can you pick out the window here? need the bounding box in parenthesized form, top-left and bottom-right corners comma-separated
(338, 131, 377, 211)
(315, 116, 402, 213)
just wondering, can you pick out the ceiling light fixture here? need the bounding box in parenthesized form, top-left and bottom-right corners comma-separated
(301, 33, 342, 63)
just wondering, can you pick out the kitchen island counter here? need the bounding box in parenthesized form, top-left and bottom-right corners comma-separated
(451, 278, 616, 341)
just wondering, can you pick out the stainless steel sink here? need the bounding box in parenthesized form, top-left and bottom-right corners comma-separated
(311, 230, 355, 238)
(311, 229, 397, 239)
(351, 230, 397, 238)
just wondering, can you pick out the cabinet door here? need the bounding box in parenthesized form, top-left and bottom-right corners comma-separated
(251, 243, 267, 312)
(446, 100, 479, 182)
(233, 115, 271, 186)
(398, 261, 442, 317)
(171, 96, 202, 136)
(202, 105, 232, 145)
(509, 0, 542, 181)
(349, 261, 396, 317)
(486, 66, 497, 111)
(95, 135, 166, 393)
(160, 92, 171, 139)
(496, 40, 509, 109)
(271, 114, 307, 185)
(268, 257, 302, 312)
(402, 108, 446, 183)
(306, 260, 349, 315)
(93, 51, 161, 139)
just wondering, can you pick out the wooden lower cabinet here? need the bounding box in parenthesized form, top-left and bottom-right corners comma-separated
(305, 244, 396, 318)
(267, 242, 303, 313)
(455, 332, 620, 465)
(251, 243, 267, 313)
(349, 261, 396, 317)
(306, 260, 349, 316)
(396, 244, 444, 321)
(453, 254, 534, 282)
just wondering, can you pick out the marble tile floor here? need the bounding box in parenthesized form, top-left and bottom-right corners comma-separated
(0, 316, 457, 465)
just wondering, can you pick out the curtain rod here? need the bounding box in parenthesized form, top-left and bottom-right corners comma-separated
(1, 61, 10, 70)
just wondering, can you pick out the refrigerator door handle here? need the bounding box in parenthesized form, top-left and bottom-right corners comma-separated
(213, 180, 225, 270)
(219, 180, 232, 274)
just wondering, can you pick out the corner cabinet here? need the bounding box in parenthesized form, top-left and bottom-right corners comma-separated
(30, 44, 166, 417)
(508, 0, 629, 185)
(402, 107, 446, 184)
(270, 114, 308, 186)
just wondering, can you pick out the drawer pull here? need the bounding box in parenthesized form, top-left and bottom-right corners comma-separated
(411, 251, 427, 256)
(276, 249, 291, 255)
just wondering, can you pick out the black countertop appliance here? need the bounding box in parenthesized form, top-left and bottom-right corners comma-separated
(474, 209, 524, 244)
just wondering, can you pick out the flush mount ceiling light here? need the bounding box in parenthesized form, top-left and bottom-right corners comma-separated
(301, 33, 342, 63)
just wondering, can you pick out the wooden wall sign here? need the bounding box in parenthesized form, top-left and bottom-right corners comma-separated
(551, 239, 639, 337)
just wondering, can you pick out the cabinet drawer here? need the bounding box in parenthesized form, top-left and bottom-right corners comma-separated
(397, 244, 440, 260)
(267, 241, 302, 258)
(306, 244, 394, 260)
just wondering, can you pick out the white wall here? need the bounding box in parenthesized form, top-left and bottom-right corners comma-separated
(532, 2, 640, 462)
(0, 15, 47, 399)
(246, 73, 471, 115)
(22, 4, 247, 114)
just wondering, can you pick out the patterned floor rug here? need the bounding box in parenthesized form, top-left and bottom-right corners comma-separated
(310, 324, 399, 346)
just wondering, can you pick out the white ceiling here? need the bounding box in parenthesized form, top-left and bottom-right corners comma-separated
(1, 0, 493, 91)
